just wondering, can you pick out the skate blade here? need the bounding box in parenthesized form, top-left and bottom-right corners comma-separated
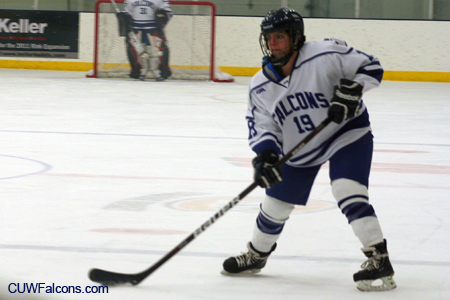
(220, 269, 261, 276)
(356, 275, 397, 291)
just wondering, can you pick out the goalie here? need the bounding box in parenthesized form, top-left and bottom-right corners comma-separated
(117, 0, 172, 81)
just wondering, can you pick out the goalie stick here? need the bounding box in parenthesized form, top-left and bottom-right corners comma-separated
(88, 117, 333, 286)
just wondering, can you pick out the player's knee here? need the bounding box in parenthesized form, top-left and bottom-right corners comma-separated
(331, 179, 375, 223)
(261, 195, 295, 220)
(332, 178, 368, 200)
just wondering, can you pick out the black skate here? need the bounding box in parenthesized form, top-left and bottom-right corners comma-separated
(221, 242, 276, 275)
(353, 239, 397, 291)
(155, 70, 171, 82)
(129, 69, 140, 79)
(155, 76, 167, 82)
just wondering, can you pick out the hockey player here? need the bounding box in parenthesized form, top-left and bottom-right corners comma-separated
(119, 0, 172, 81)
(221, 8, 396, 292)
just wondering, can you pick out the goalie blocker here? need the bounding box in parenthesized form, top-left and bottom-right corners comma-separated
(155, 9, 170, 29)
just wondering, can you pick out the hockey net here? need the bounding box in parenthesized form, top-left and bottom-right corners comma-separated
(88, 0, 234, 82)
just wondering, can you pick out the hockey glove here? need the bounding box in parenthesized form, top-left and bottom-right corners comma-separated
(155, 9, 169, 29)
(328, 79, 363, 124)
(252, 150, 282, 189)
(116, 12, 133, 37)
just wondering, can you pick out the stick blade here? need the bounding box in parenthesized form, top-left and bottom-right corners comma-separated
(89, 268, 142, 286)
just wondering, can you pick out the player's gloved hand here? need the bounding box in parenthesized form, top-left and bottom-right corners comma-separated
(328, 79, 363, 124)
(116, 12, 133, 33)
(155, 9, 169, 29)
(252, 150, 282, 189)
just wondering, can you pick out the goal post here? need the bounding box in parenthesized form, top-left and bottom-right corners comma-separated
(88, 0, 234, 82)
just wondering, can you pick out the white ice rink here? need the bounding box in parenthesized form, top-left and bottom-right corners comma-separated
(0, 69, 449, 300)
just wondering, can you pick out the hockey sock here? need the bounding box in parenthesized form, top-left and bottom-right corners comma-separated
(332, 179, 383, 246)
(252, 196, 294, 252)
(351, 217, 384, 247)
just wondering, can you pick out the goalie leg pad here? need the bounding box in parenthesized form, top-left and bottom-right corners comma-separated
(125, 37, 141, 79)
(149, 28, 171, 78)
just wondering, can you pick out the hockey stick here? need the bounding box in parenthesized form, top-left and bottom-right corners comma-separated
(88, 117, 333, 286)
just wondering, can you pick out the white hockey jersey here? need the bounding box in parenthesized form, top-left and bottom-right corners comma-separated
(247, 38, 383, 167)
(123, 0, 172, 30)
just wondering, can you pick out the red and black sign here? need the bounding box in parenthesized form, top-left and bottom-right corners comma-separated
(0, 10, 79, 59)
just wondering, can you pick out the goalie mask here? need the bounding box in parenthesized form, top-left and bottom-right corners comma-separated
(260, 8, 305, 66)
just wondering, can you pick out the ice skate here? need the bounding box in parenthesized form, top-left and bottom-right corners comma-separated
(155, 76, 168, 81)
(221, 242, 276, 275)
(353, 239, 397, 291)
(155, 70, 171, 82)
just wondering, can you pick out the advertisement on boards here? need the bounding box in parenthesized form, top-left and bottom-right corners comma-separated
(0, 10, 79, 59)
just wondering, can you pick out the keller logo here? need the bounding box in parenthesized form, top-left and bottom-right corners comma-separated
(0, 18, 48, 34)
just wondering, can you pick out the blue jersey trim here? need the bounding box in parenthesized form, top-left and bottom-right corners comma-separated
(251, 139, 282, 155)
(357, 61, 384, 82)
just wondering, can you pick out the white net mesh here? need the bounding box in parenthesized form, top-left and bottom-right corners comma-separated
(92, 0, 233, 81)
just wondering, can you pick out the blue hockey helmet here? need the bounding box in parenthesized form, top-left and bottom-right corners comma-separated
(260, 8, 305, 66)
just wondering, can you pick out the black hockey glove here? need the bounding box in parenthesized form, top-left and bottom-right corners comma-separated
(328, 79, 363, 124)
(252, 150, 282, 189)
(155, 9, 169, 29)
(116, 12, 133, 36)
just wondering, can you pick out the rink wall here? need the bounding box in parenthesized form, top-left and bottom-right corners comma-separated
(0, 12, 449, 82)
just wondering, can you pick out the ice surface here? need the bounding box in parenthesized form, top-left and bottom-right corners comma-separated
(0, 69, 449, 299)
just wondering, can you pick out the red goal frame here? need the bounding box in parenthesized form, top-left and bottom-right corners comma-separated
(88, 0, 232, 82)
